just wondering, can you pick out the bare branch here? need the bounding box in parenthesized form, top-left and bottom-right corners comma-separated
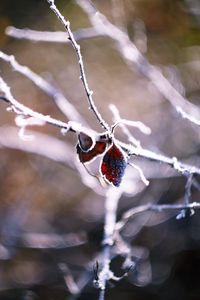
(110, 104, 151, 136)
(3, 7, 199, 182)
(1, 3, 199, 298)
(96, 187, 122, 298)
(115, 201, 200, 232)
(1, 71, 200, 185)
(46, 0, 110, 131)
(6, 26, 104, 43)
(128, 162, 149, 186)
(128, 145, 200, 176)
(109, 103, 152, 149)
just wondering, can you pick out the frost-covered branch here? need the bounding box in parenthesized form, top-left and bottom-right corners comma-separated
(0, 75, 99, 142)
(109, 103, 149, 147)
(0, 2, 200, 299)
(46, 0, 109, 131)
(128, 146, 200, 176)
(1, 70, 200, 182)
(96, 188, 123, 299)
(115, 201, 200, 232)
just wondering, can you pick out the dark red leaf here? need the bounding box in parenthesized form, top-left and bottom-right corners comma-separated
(100, 143, 127, 187)
(77, 141, 107, 163)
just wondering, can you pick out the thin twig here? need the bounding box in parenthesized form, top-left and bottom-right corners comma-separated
(109, 103, 148, 147)
(46, 0, 109, 131)
(115, 201, 200, 232)
(110, 104, 151, 135)
(128, 162, 149, 186)
(127, 145, 200, 176)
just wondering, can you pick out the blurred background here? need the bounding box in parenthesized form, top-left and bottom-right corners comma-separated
(0, 0, 200, 299)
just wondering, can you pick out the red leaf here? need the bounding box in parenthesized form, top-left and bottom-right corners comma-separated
(77, 141, 107, 163)
(100, 143, 127, 187)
